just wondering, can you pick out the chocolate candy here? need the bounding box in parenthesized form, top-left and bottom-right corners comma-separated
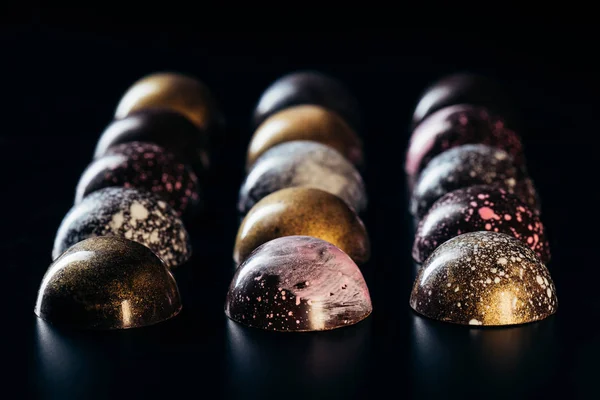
(413, 185, 550, 264)
(411, 144, 539, 219)
(225, 236, 372, 331)
(114, 71, 224, 134)
(94, 109, 209, 172)
(411, 73, 514, 129)
(406, 104, 524, 189)
(247, 105, 363, 169)
(76, 142, 201, 217)
(36, 236, 181, 329)
(234, 187, 370, 266)
(252, 71, 361, 131)
(53, 187, 191, 268)
(410, 231, 557, 326)
(239, 141, 367, 214)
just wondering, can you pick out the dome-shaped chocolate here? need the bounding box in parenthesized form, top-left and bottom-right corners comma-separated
(413, 185, 550, 264)
(252, 71, 360, 131)
(54, 187, 191, 268)
(115, 71, 223, 134)
(406, 104, 524, 189)
(225, 236, 372, 331)
(94, 109, 209, 172)
(239, 141, 367, 214)
(410, 231, 557, 326)
(76, 142, 201, 217)
(411, 144, 539, 219)
(247, 105, 363, 169)
(234, 187, 370, 266)
(411, 73, 514, 129)
(36, 236, 181, 329)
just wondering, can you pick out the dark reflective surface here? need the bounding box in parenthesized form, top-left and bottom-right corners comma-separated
(6, 26, 600, 399)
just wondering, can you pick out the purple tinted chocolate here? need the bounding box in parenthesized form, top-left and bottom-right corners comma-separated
(76, 142, 201, 217)
(413, 185, 550, 264)
(411, 73, 514, 130)
(225, 236, 372, 332)
(410, 144, 539, 220)
(406, 104, 524, 189)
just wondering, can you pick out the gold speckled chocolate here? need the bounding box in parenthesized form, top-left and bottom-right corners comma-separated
(35, 236, 182, 330)
(234, 187, 370, 266)
(115, 72, 223, 134)
(246, 105, 363, 170)
(410, 231, 557, 326)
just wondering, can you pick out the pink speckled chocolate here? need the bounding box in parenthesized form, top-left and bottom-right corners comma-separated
(406, 104, 524, 189)
(413, 185, 550, 264)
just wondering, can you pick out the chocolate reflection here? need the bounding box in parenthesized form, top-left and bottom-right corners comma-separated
(225, 317, 370, 398)
(410, 313, 557, 397)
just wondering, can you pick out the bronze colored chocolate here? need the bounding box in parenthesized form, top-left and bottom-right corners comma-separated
(413, 185, 550, 264)
(114, 72, 223, 134)
(406, 104, 524, 189)
(36, 236, 182, 330)
(411, 73, 514, 130)
(77, 142, 201, 217)
(94, 109, 210, 173)
(410, 231, 557, 326)
(226, 236, 372, 332)
(411, 144, 539, 219)
(252, 71, 361, 131)
(234, 187, 370, 266)
(247, 105, 363, 169)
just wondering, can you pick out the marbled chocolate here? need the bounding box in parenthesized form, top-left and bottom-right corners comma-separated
(239, 141, 367, 214)
(225, 236, 372, 331)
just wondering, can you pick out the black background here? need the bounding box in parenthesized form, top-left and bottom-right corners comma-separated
(4, 13, 600, 400)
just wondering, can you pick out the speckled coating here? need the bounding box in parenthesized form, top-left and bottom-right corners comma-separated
(234, 187, 370, 266)
(410, 231, 557, 326)
(252, 71, 361, 131)
(246, 105, 363, 169)
(225, 236, 372, 332)
(411, 73, 514, 130)
(76, 142, 201, 217)
(413, 185, 550, 264)
(239, 141, 367, 214)
(114, 72, 224, 134)
(411, 144, 539, 219)
(406, 104, 524, 189)
(94, 108, 210, 172)
(53, 187, 191, 268)
(36, 236, 181, 330)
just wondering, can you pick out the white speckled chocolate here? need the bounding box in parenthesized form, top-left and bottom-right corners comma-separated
(225, 236, 372, 332)
(413, 185, 550, 264)
(410, 231, 557, 326)
(53, 187, 191, 268)
(411, 144, 539, 219)
(239, 141, 367, 214)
